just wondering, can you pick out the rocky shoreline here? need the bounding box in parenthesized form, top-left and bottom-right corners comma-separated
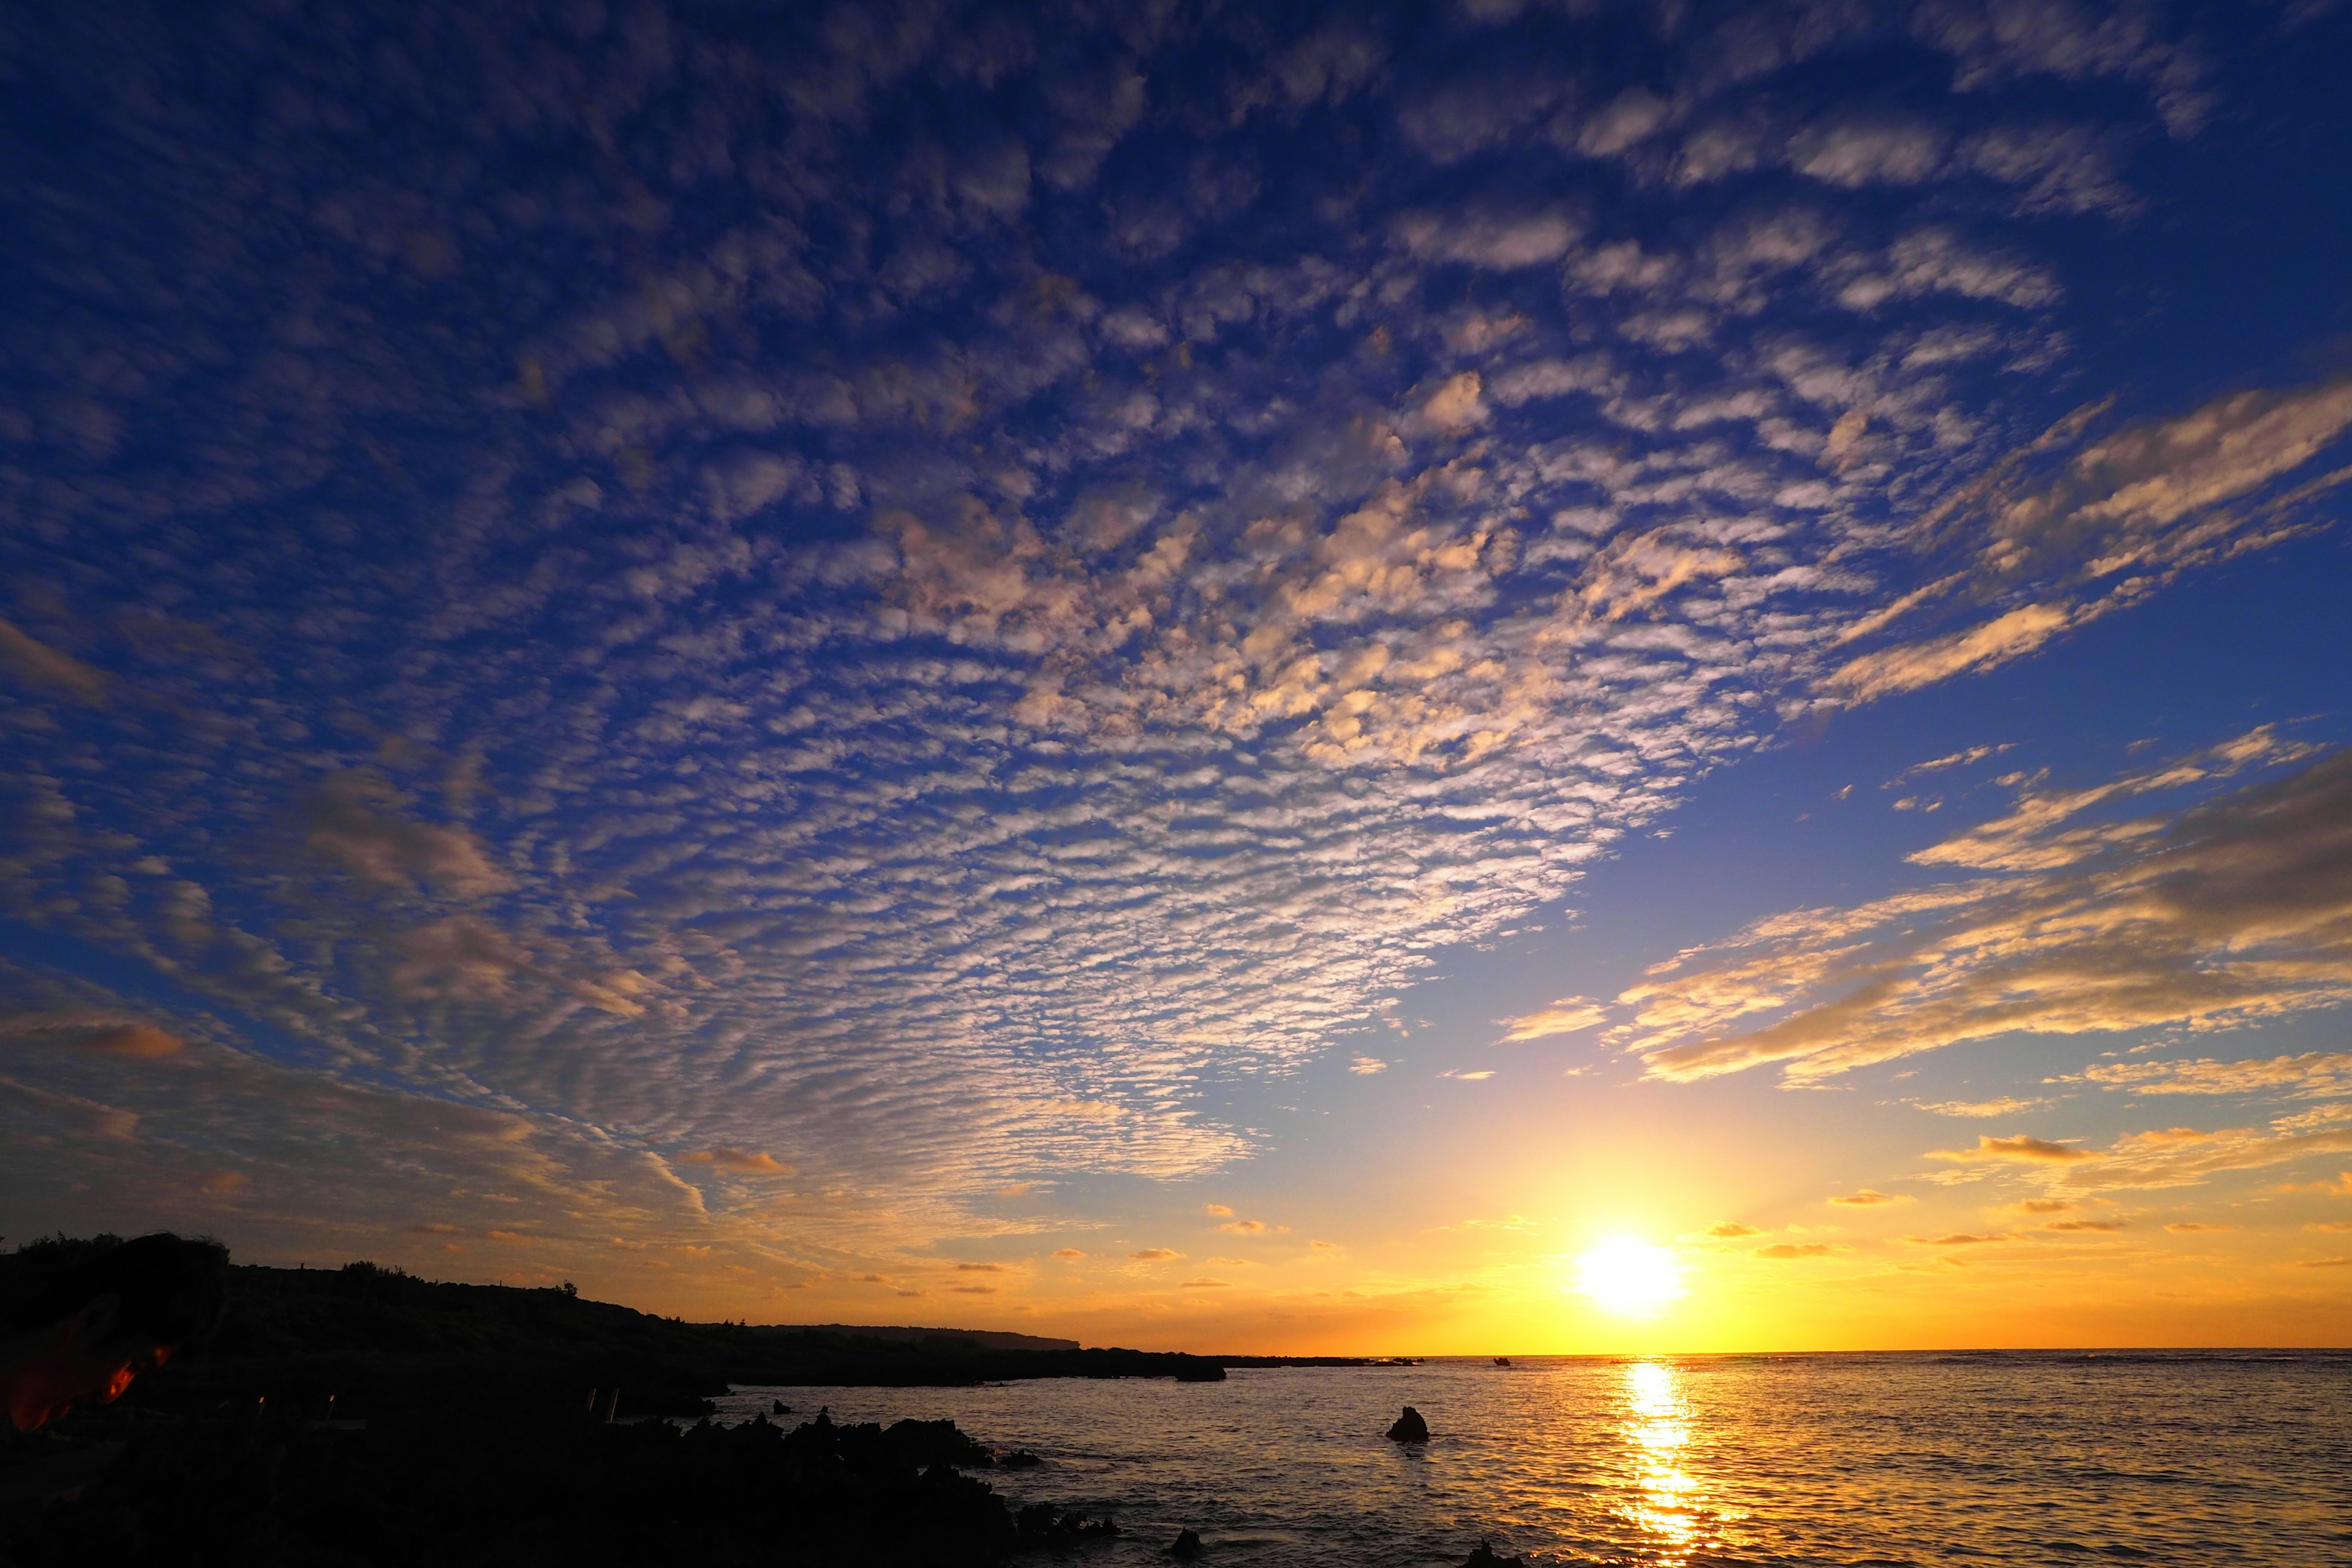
(2, 1403, 1116, 1566)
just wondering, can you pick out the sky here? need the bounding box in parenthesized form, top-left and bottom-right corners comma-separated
(3, 0, 2350, 1354)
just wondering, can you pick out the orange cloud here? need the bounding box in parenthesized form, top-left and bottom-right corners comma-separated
(1755, 1243, 1832, 1259)
(2043, 1219, 2125, 1232)
(1178, 1277, 1231, 1289)
(1829, 1189, 1907, 1207)
(1050, 1247, 1086, 1259)
(1706, 1223, 1763, 1238)
(1499, 998, 1605, 1042)
(1828, 603, 2071, 701)
(1931, 1134, 2093, 1163)
(1204, 1204, 1234, 1216)
(72, 1023, 184, 1060)
(679, 1147, 790, 1174)
(1129, 1248, 1180, 1261)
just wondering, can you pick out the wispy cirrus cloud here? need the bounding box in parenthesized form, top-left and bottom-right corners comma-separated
(1614, 735, 2352, 1085)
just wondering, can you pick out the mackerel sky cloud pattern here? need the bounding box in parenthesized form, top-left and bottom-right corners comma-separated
(4, 0, 2351, 1307)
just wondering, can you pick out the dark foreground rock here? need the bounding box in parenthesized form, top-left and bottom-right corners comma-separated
(0, 1408, 1102, 1567)
(1461, 1541, 1525, 1567)
(1170, 1525, 1204, 1558)
(1386, 1405, 1430, 1442)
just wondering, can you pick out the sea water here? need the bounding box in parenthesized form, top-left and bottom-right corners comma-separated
(712, 1352, 2351, 1566)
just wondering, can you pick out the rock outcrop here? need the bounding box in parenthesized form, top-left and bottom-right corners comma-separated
(1385, 1406, 1430, 1443)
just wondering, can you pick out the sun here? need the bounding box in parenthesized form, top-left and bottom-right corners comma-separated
(1572, 1237, 1686, 1317)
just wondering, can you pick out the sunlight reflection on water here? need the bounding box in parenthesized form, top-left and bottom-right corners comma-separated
(1619, 1360, 1703, 1561)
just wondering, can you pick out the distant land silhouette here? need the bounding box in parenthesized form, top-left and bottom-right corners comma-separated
(754, 1324, 1079, 1352)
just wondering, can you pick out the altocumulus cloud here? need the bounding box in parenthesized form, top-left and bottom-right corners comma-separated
(1611, 736, 2352, 1086)
(0, 0, 2344, 1278)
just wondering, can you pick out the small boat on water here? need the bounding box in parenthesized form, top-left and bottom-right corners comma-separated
(1493, 1356, 1512, 1368)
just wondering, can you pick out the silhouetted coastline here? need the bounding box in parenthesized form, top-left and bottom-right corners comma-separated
(0, 1241, 1204, 1562)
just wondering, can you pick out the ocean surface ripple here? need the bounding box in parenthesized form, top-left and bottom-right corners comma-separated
(714, 1352, 2351, 1566)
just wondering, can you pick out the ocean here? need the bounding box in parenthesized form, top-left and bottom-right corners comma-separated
(712, 1352, 2351, 1566)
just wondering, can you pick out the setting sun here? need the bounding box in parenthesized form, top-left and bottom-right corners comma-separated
(1573, 1238, 1687, 1318)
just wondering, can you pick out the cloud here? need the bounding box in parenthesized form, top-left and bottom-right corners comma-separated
(679, 1148, 790, 1174)
(1755, 1243, 1832, 1258)
(301, 774, 513, 896)
(0, 619, 110, 704)
(1499, 998, 1606, 1042)
(948, 1284, 998, 1294)
(1219, 1219, 1280, 1234)
(1908, 1097, 2041, 1117)
(2010, 1198, 2075, 1214)
(1890, 744, 2015, 785)
(1826, 602, 2071, 700)
(1128, 1248, 1181, 1262)
(1050, 1248, 1086, 1259)
(2043, 1218, 2125, 1232)
(69, 1023, 186, 1060)
(1414, 371, 1489, 432)
(2062, 1053, 2352, 1100)
(1350, 1058, 1389, 1076)
(1931, 1134, 2095, 1163)
(1705, 1222, 1763, 1238)
(1178, 1277, 1230, 1288)
(2296, 1257, 2351, 1269)
(954, 1262, 1008, 1273)
(1309, 1240, 1341, 1251)
(1623, 741, 2352, 1085)
(1828, 1189, 1907, 1207)
(1204, 1204, 1234, 1216)
(1909, 1232, 2011, 1245)
(1393, 208, 1581, 270)
(2066, 1110, 2352, 1193)
(1826, 379, 2352, 704)
(2163, 1221, 2232, 1232)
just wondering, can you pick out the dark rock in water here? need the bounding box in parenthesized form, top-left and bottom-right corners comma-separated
(1461, 1541, 1524, 1567)
(1170, 1526, 1204, 1558)
(1385, 1406, 1430, 1443)
(1000, 1448, 1042, 1468)
(771, 1398, 791, 1414)
(1016, 1501, 1122, 1542)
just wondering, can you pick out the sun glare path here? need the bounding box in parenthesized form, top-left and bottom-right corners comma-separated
(1619, 1361, 1706, 1564)
(1574, 1237, 1686, 1318)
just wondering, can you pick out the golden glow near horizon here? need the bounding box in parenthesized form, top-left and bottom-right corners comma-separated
(1573, 1237, 1687, 1319)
